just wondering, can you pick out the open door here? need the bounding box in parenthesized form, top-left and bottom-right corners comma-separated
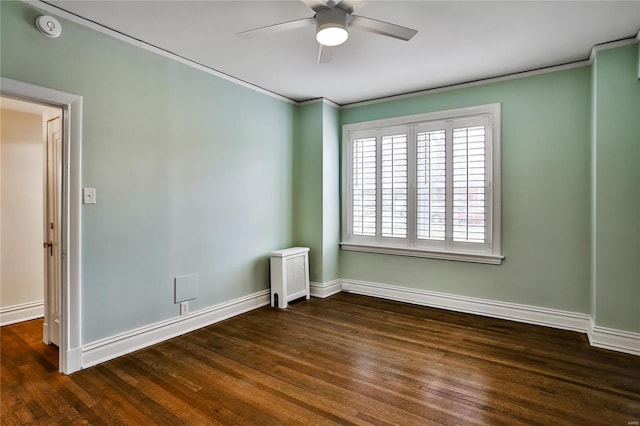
(3, 76, 83, 374)
(44, 116, 62, 347)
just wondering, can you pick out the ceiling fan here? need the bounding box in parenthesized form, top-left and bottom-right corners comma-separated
(239, 0, 418, 64)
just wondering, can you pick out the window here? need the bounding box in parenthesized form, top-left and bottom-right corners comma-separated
(341, 104, 503, 264)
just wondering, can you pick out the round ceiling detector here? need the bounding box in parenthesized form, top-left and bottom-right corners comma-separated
(36, 16, 62, 38)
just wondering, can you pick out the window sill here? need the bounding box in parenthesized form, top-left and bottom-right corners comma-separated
(339, 242, 504, 265)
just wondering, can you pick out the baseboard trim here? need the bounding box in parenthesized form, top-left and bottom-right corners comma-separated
(78, 279, 639, 366)
(82, 290, 270, 368)
(341, 279, 640, 355)
(341, 279, 591, 334)
(0, 301, 44, 326)
(588, 319, 640, 356)
(63, 346, 83, 375)
(310, 280, 342, 298)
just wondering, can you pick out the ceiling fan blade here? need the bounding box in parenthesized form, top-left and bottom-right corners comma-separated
(300, 0, 328, 12)
(317, 44, 333, 64)
(349, 15, 417, 41)
(337, 0, 368, 14)
(238, 17, 315, 38)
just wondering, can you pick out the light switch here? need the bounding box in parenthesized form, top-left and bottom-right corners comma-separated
(83, 188, 96, 204)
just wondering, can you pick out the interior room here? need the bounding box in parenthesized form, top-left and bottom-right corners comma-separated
(1, 0, 638, 423)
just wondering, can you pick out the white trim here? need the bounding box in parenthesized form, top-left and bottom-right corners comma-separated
(0, 301, 45, 326)
(297, 98, 324, 106)
(339, 278, 640, 355)
(339, 242, 504, 265)
(342, 61, 590, 109)
(342, 103, 502, 264)
(298, 97, 341, 109)
(588, 319, 640, 356)
(340, 279, 591, 333)
(66, 346, 83, 371)
(343, 103, 500, 131)
(20, 2, 640, 109)
(344, 37, 639, 109)
(20, 3, 640, 109)
(589, 37, 639, 62)
(1, 77, 83, 374)
(309, 280, 342, 298)
(24, 0, 294, 105)
(82, 290, 270, 368)
(323, 279, 639, 355)
(322, 98, 341, 109)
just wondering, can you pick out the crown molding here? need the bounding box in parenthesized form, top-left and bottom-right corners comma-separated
(589, 36, 639, 62)
(343, 33, 639, 109)
(23, 2, 640, 110)
(321, 98, 341, 109)
(26, 0, 296, 105)
(297, 97, 342, 109)
(341, 61, 591, 109)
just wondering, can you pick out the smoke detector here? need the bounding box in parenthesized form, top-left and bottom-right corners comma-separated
(36, 16, 62, 38)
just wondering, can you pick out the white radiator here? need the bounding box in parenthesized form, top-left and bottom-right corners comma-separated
(270, 247, 310, 308)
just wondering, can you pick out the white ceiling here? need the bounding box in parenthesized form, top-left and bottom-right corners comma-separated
(46, 1, 640, 105)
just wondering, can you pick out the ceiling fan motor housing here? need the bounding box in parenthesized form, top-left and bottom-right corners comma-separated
(315, 7, 349, 45)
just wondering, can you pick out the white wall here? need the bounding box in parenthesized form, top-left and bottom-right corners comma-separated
(0, 108, 45, 312)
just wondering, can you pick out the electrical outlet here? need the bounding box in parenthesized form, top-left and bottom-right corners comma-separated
(180, 301, 188, 316)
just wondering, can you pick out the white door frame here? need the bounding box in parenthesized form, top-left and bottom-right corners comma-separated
(1, 77, 82, 374)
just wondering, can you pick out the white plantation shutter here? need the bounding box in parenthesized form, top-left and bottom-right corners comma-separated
(381, 134, 408, 238)
(453, 124, 486, 244)
(342, 103, 501, 263)
(416, 130, 446, 241)
(352, 137, 376, 236)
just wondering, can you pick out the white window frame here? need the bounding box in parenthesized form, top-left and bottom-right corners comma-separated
(341, 103, 503, 264)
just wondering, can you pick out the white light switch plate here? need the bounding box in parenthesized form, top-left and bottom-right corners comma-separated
(83, 188, 96, 204)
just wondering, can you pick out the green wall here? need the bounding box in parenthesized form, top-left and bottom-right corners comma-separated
(340, 68, 593, 314)
(2, 0, 637, 343)
(337, 46, 639, 333)
(591, 45, 640, 332)
(321, 103, 340, 282)
(293, 102, 324, 281)
(292, 101, 340, 283)
(1, 1, 295, 342)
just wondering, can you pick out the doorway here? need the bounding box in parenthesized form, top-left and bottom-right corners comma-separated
(1, 96, 62, 358)
(1, 77, 83, 374)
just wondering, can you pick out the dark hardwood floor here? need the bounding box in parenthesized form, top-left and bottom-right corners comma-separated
(1, 293, 639, 425)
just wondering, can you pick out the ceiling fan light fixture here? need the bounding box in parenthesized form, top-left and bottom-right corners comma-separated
(316, 26, 348, 46)
(315, 7, 349, 46)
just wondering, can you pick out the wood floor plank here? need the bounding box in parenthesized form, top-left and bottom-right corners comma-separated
(156, 340, 367, 425)
(180, 333, 435, 425)
(197, 323, 485, 424)
(2, 293, 639, 425)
